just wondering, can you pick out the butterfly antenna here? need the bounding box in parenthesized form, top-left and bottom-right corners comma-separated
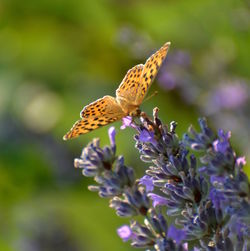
(143, 91, 158, 104)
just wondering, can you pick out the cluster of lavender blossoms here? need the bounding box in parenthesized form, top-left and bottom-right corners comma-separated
(74, 108, 250, 251)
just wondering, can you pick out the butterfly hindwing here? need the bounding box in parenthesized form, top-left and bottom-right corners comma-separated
(63, 113, 124, 140)
(80, 95, 124, 118)
(64, 96, 126, 140)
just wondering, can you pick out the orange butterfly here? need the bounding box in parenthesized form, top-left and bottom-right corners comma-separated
(63, 42, 171, 140)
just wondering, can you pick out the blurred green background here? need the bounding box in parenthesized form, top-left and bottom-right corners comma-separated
(0, 0, 249, 250)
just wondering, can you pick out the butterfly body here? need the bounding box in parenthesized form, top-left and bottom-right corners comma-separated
(63, 42, 171, 140)
(116, 97, 139, 114)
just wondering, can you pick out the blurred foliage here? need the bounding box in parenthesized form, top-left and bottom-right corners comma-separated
(0, 0, 249, 250)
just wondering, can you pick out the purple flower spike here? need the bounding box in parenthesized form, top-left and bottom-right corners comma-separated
(75, 109, 250, 250)
(139, 129, 157, 145)
(117, 225, 134, 242)
(120, 116, 136, 130)
(167, 225, 186, 244)
(108, 126, 116, 146)
(148, 193, 169, 207)
(139, 175, 154, 192)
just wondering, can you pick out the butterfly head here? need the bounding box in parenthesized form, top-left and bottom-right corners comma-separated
(129, 107, 141, 117)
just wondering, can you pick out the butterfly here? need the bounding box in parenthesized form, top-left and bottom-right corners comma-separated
(63, 42, 171, 140)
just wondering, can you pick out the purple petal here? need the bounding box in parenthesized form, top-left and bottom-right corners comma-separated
(213, 129, 231, 154)
(218, 129, 231, 140)
(120, 116, 136, 130)
(236, 156, 246, 166)
(209, 188, 225, 210)
(108, 127, 116, 146)
(139, 175, 154, 192)
(210, 175, 225, 184)
(193, 248, 200, 251)
(167, 225, 186, 244)
(148, 193, 169, 207)
(117, 225, 133, 242)
(182, 242, 188, 251)
(139, 129, 157, 145)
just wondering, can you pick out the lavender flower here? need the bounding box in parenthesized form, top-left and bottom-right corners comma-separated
(213, 129, 231, 153)
(167, 225, 186, 245)
(139, 175, 154, 192)
(108, 126, 116, 147)
(120, 116, 136, 130)
(138, 129, 157, 145)
(117, 225, 135, 242)
(73, 108, 250, 251)
(148, 193, 169, 207)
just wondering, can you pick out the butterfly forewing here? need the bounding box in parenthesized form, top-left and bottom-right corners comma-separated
(116, 64, 144, 103)
(135, 42, 170, 105)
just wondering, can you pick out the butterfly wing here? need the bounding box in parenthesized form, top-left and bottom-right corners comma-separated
(63, 96, 125, 140)
(80, 95, 124, 118)
(63, 114, 123, 140)
(116, 64, 144, 104)
(135, 42, 171, 105)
